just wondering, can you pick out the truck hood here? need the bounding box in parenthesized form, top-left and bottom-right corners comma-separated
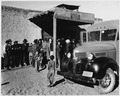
(74, 43, 115, 53)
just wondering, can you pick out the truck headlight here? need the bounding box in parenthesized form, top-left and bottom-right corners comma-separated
(87, 53, 94, 60)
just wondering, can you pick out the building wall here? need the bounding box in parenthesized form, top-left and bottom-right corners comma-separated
(2, 6, 42, 46)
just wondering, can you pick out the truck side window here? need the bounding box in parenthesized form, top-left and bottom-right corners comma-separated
(83, 33, 86, 42)
(101, 29, 116, 41)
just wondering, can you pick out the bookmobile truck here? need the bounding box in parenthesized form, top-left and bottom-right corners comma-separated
(57, 19, 119, 94)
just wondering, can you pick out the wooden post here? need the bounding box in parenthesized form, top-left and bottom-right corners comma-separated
(53, 14, 57, 66)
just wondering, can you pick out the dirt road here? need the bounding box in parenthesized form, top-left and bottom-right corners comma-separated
(1, 66, 119, 95)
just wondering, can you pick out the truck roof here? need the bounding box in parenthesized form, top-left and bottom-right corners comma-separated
(86, 19, 119, 32)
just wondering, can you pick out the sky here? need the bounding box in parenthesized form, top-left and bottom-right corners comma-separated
(1, 0, 120, 21)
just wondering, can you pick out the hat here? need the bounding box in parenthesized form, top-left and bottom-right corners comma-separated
(8, 39, 12, 42)
(14, 41, 18, 44)
(34, 39, 38, 44)
(5, 40, 9, 44)
(23, 39, 28, 43)
(66, 39, 70, 43)
(5, 39, 12, 44)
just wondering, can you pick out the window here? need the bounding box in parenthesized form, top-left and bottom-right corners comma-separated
(83, 33, 86, 42)
(117, 32, 119, 40)
(101, 29, 117, 41)
(88, 31, 100, 42)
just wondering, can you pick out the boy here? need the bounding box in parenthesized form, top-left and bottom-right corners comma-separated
(47, 55, 55, 87)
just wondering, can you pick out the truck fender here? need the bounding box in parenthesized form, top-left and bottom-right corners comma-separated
(91, 57, 119, 79)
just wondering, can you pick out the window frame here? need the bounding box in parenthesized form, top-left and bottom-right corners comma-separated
(101, 29, 117, 41)
(87, 31, 100, 42)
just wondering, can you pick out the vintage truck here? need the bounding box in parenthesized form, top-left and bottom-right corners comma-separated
(57, 19, 119, 94)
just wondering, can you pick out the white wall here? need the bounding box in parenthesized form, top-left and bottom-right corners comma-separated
(1, 6, 42, 55)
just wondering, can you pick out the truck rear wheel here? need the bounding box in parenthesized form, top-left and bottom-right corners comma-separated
(95, 68, 116, 94)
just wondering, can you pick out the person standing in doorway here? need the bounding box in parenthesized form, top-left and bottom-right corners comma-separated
(42, 38, 50, 65)
(49, 38, 53, 56)
(56, 40, 61, 69)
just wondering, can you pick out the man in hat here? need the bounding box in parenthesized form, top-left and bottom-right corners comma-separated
(17, 42, 23, 67)
(4, 39, 12, 70)
(12, 41, 20, 67)
(21, 39, 29, 66)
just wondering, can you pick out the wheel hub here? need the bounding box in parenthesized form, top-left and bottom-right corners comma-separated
(100, 74, 111, 88)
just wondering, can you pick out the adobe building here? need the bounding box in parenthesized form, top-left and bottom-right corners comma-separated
(1, 4, 99, 57)
(1, 6, 43, 45)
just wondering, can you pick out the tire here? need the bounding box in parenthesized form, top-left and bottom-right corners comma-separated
(94, 68, 116, 94)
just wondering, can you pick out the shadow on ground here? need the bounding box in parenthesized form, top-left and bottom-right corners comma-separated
(52, 77, 94, 88)
(1, 65, 31, 72)
(1, 82, 10, 86)
(52, 78, 65, 87)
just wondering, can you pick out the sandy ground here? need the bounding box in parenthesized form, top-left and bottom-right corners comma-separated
(1, 66, 119, 95)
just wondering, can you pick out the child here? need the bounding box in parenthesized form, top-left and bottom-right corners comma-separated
(47, 55, 55, 87)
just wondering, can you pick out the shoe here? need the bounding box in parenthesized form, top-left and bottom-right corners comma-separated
(21, 64, 25, 67)
(7, 68, 11, 70)
(11, 66, 15, 68)
(21, 65, 24, 67)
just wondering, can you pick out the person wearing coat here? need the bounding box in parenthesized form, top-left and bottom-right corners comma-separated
(21, 39, 29, 66)
(5, 39, 12, 70)
(42, 38, 50, 64)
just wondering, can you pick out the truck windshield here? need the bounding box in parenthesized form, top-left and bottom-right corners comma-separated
(101, 29, 117, 41)
(88, 31, 100, 42)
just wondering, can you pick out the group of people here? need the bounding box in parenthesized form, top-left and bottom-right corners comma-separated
(2, 39, 31, 70)
(1, 37, 79, 87)
(47, 38, 78, 87)
(1, 38, 50, 70)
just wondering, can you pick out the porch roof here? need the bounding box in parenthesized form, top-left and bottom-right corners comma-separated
(29, 4, 94, 39)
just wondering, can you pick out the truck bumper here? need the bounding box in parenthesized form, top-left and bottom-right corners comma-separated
(57, 71, 96, 84)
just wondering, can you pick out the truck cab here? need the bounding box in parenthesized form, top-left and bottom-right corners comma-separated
(57, 20, 119, 94)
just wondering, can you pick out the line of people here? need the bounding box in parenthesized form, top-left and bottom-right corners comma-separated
(1, 37, 79, 71)
(1, 38, 52, 70)
(2, 39, 30, 70)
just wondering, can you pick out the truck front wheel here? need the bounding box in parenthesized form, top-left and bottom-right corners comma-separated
(95, 68, 116, 94)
